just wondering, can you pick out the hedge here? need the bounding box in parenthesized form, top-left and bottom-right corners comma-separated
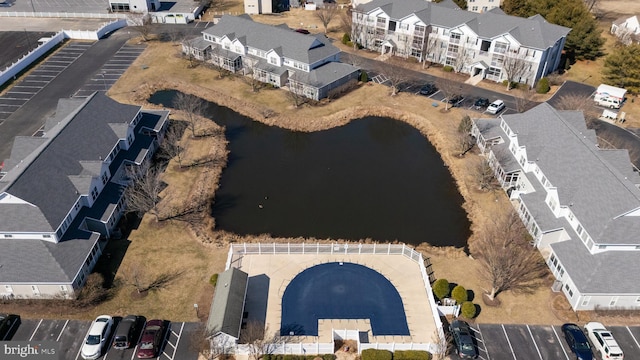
(451, 285, 468, 304)
(393, 350, 431, 360)
(362, 349, 392, 360)
(432, 278, 450, 300)
(442, 65, 454, 72)
(342, 33, 351, 44)
(263, 355, 336, 360)
(461, 301, 477, 319)
(209, 273, 218, 286)
(360, 71, 369, 83)
(536, 77, 550, 94)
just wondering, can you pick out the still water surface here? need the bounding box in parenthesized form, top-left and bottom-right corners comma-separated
(149, 90, 470, 248)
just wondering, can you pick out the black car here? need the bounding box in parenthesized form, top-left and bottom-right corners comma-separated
(0, 314, 20, 341)
(419, 83, 438, 96)
(562, 323, 594, 360)
(450, 320, 477, 359)
(447, 95, 465, 107)
(474, 98, 490, 109)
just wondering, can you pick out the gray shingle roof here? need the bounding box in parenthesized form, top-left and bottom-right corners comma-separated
(291, 62, 359, 88)
(202, 15, 340, 65)
(501, 103, 640, 245)
(551, 238, 640, 293)
(207, 267, 249, 338)
(358, 0, 570, 49)
(0, 92, 140, 233)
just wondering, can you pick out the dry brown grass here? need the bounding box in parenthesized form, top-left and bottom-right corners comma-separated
(104, 40, 560, 324)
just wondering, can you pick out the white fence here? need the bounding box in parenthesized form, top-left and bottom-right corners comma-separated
(0, 31, 65, 87)
(0, 19, 127, 87)
(225, 243, 445, 356)
(0, 12, 126, 19)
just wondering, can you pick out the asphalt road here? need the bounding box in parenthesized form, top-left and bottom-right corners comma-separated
(0, 29, 133, 161)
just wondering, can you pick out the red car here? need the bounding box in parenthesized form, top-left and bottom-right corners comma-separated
(136, 320, 166, 359)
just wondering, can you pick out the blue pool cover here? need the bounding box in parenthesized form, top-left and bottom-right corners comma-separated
(280, 262, 410, 336)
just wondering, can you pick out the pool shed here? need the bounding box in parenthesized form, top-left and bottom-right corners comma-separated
(207, 267, 249, 343)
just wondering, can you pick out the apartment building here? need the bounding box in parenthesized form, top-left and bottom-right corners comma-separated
(182, 15, 359, 100)
(0, 92, 169, 299)
(352, 0, 570, 86)
(472, 103, 640, 310)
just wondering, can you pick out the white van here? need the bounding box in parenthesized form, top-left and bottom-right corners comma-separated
(595, 96, 622, 109)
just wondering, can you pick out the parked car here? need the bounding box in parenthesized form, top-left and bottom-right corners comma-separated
(294, 28, 310, 34)
(419, 83, 438, 96)
(137, 319, 166, 359)
(447, 95, 465, 107)
(0, 313, 20, 341)
(474, 98, 490, 110)
(450, 319, 477, 359)
(486, 99, 505, 114)
(113, 315, 144, 350)
(584, 322, 624, 360)
(562, 323, 594, 360)
(81, 315, 114, 360)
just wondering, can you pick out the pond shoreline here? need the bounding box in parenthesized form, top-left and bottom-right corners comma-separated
(133, 80, 479, 255)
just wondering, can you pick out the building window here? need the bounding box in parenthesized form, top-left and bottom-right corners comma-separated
(576, 224, 583, 235)
(494, 42, 508, 54)
(31, 285, 40, 296)
(610, 297, 619, 306)
(635, 296, 640, 304)
(43, 234, 51, 238)
(581, 296, 591, 306)
(449, 32, 461, 44)
(60, 285, 68, 293)
(4, 234, 12, 238)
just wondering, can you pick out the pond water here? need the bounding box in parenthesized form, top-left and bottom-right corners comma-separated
(149, 90, 470, 248)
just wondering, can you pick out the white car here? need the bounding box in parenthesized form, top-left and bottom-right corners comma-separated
(81, 315, 114, 360)
(486, 99, 505, 114)
(584, 322, 624, 360)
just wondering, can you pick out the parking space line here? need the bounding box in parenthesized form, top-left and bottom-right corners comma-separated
(526, 325, 543, 360)
(165, 340, 176, 349)
(501, 324, 517, 360)
(627, 326, 640, 349)
(29, 319, 43, 341)
(55, 319, 69, 342)
(551, 326, 570, 359)
(470, 325, 490, 360)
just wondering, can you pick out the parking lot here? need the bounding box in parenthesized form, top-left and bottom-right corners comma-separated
(0, 41, 93, 123)
(74, 44, 146, 98)
(472, 323, 640, 360)
(7, 318, 200, 360)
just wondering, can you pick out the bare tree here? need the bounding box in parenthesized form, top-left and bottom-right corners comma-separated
(208, 46, 230, 79)
(474, 157, 499, 191)
(501, 53, 530, 90)
(286, 73, 308, 108)
(430, 328, 452, 360)
(159, 122, 186, 168)
(421, 36, 445, 69)
(474, 209, 549, 301)
(124, 163, 165, 222)
(175, 92, 206, 137)
(181, 37, 200, 69)
(514, 87, 536, 113)
(129, 14, 154, 42)
(349, 10, 366, 50)
(376, 56, 411, 96)
(451, 46, 471, 73)
(315, 4, 339, 34)
(189, 324, 231, 360)
(554, 93, 600, 125)
(121, 262, 183, 294)
(339, 8, 352, 35)
(242, 57, 263, 93)
(240, 321, 286, 360)
(436, 73, 464, 111)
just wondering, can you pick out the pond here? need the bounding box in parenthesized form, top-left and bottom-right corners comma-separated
(149, 90, 471, 248)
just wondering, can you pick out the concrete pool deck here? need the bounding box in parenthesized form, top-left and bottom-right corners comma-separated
(234, 252, 438, 343)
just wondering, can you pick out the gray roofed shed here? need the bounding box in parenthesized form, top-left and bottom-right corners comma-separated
(207, 267, 249, 339)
